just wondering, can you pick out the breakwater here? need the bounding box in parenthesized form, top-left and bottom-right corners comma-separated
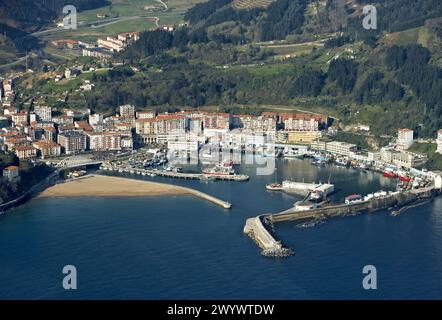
(244, 187, 438, 256)
(243, 216, 293, 257)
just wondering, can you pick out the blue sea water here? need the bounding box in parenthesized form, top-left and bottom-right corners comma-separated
(1, 159, 442, 299)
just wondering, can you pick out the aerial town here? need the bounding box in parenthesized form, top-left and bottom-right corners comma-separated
(1, 72, 441, 184)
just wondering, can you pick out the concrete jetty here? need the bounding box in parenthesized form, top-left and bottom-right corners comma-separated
(243, 216, 293, 257)
(244, 187, 438, 257)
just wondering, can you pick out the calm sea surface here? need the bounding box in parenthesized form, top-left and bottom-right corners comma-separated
(1, 158, 442, 299)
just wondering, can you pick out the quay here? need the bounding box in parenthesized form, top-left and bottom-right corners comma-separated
(100, 164, 249, 182)
(244, 186, 439, 256)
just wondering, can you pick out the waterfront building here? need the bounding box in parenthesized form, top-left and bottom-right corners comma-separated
(58, 131, 87, 155)
(286, 130, 321, 144)
(325, 141, 358, 157)
(2, 165, 20, 182)
(310, 140, 327, 151)
(396, 129, 414, 150)
(34, 105, 52, 122)
(380, 147, 427, 168)
(167, 132, 200, 154)
(222, 129, 267, 148)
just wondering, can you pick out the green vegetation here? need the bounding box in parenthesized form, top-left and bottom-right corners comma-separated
(0, 152, 54, 204)
(409, 142, 442, 170)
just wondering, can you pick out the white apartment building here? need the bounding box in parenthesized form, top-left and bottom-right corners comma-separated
(87, 132, 122, 151)
(119, 104, 135, 117)
(325, 141, 358, 156)
(89, 114, 103, 126)
(136, 111, 155, 119)
(34, 105, 52, 122)
(222, 129, 267, 147)
(397, 129, 414, 150)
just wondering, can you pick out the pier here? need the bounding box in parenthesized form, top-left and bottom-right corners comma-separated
(100, 164, 249, 182)
(244, 187, 438, 256)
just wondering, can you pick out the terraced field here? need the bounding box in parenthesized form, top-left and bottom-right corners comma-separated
(233, 0, 276, 10)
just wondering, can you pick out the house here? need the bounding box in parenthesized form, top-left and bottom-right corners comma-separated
(2, 165, 20, 182)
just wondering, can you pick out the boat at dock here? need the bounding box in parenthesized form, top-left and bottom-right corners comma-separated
(383, 168, 398, 179)
(202, 161, 235, 176)
(266, 183, 283, 191)
(266, 180, 335, 197)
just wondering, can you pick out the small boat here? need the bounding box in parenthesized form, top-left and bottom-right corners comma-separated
(399, 175, 412, 182)
(335, 159, 348, 167)
(383, 170, 397, 178)
(266, 183, 283, 191)
(312, 160, 326, 166)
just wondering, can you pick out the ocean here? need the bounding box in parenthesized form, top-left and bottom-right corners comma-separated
(1, 158, 441, 299)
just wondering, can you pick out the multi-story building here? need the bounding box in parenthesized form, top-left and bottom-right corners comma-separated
(280, 113, 327, 131)
(325, 141, 358, 157)
(119, 104, 135, 118)
(11, 111, 28, 126)
(34, 105, 52, 122)
(98, 37, 125, 52)
(32, 141, 62, 158)
(89, 114, 103, 126)
(136, 111, 155, 119)
(86, 132, 122, 151)
(232, 115, 277, 132)
(396, 129, 414, 150)
(155, 114, 187, 134)
(287, 131, 321, 144)
(203, 113, 231, 137)
(14, 145, 36, 159)
(58, 131, 87, 154)
(53, 115, 74, 126)
(380, 147, 427, 168)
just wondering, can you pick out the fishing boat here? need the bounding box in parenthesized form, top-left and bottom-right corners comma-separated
(383, 169, 398, 179)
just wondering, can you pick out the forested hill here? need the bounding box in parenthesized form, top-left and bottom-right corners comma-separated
(183, 0, 442, 43)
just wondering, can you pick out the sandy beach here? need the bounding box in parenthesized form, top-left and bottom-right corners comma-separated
(39, 175, 191, 198)
(38, 175, 232, 208)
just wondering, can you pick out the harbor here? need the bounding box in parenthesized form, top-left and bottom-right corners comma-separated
(244, 185, 439, 256)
